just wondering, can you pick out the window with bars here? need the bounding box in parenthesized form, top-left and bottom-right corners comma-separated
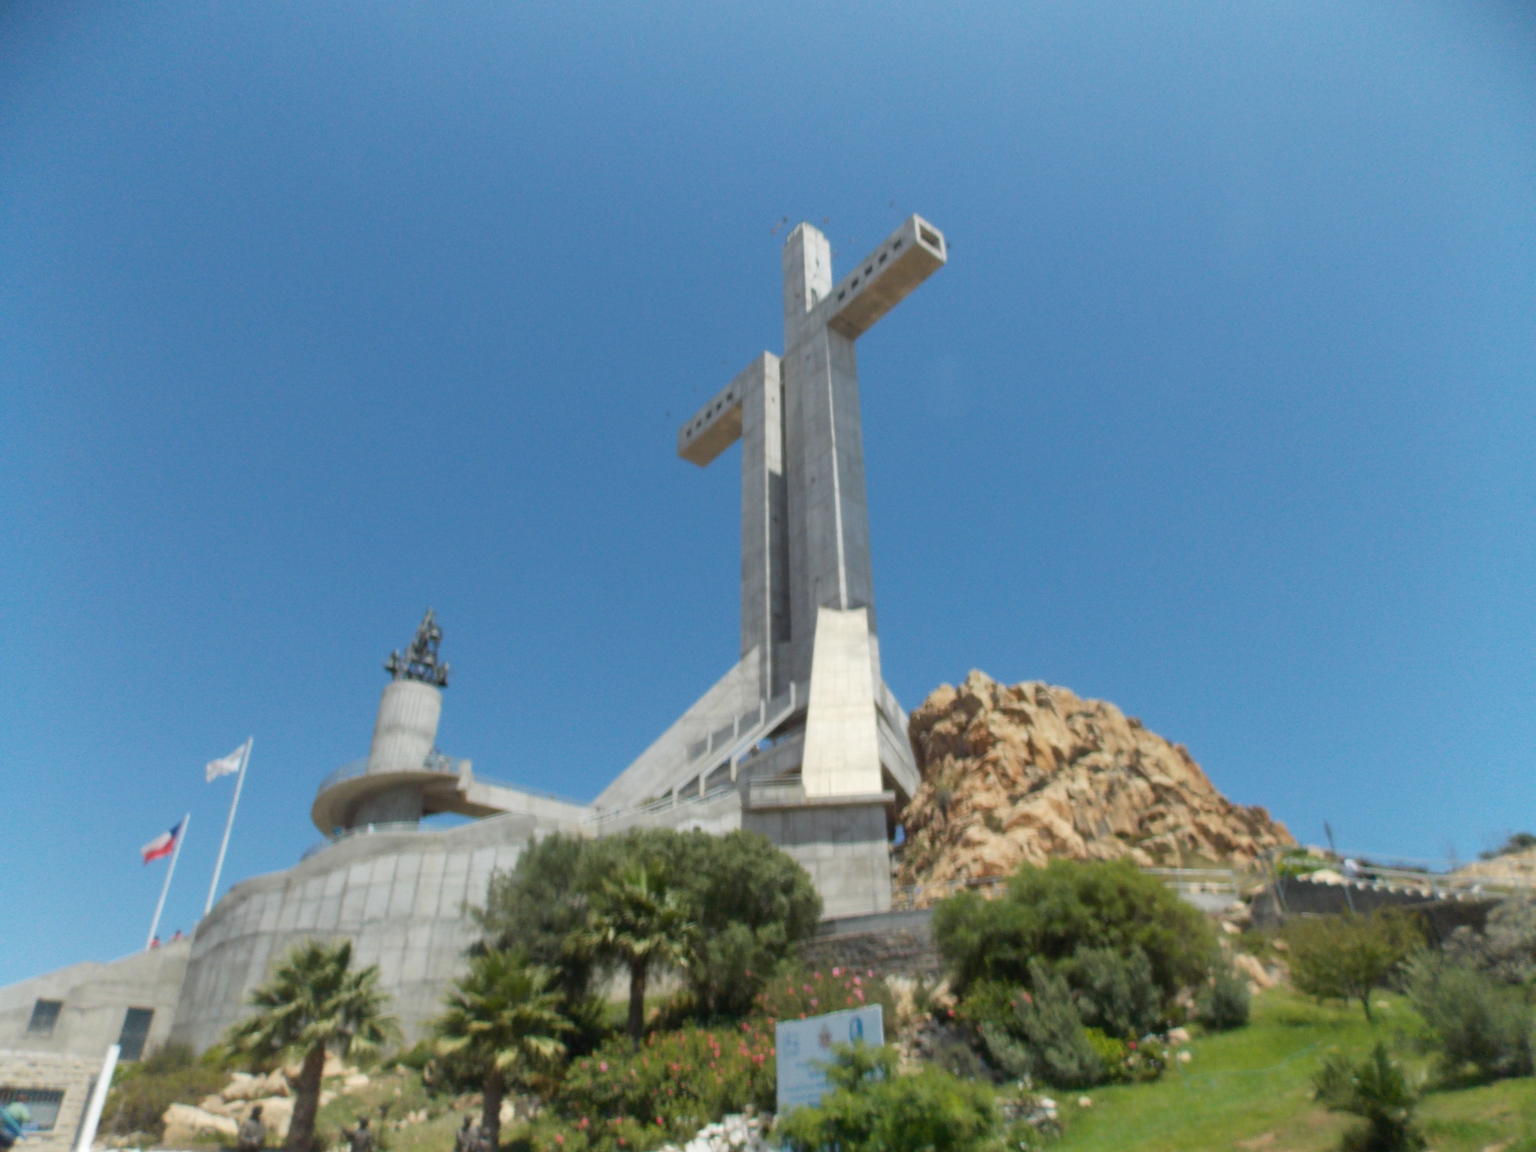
(25, 999, 63, 1036)
(117, 1007, 155, 1061)
(0, 1087, 65, 1131)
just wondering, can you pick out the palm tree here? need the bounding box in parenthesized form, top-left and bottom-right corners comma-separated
(226, 939, 398, 1152)
(433, 949, 569, 1152)
(582, 863, 696, 1044)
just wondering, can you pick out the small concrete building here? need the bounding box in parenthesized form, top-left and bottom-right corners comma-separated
(1, 218, 948, 1107)
(0, 943, 189, 1152)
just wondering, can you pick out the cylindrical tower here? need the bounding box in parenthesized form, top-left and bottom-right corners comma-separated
(312, 610, 454, 833)
(368, 679, 442, 775)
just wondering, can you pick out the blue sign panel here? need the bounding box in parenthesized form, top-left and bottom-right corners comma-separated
(774, 1004, 885, 1113)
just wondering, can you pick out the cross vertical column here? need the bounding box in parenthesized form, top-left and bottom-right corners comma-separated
(738, 354, 789, 698)
(782, 225, 878, 687)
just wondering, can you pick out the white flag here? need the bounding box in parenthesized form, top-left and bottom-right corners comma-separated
(205, 740, 247, 783)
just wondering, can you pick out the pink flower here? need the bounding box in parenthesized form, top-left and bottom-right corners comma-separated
(832, 967, 842, 977)
(599, 1061, 609, 1072)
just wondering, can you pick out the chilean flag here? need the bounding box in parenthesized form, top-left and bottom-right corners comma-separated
(141, 819, 184, 864)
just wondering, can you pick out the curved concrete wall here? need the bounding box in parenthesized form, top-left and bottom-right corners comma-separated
(171, 814, 534, 1053)
(368, 680, 441, 774)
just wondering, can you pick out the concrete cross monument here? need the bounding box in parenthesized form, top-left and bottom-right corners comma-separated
(598, 216, 947, 916)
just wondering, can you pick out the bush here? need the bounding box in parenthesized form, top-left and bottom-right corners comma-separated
(477, 828, 821, 1025)
(1313, 1043, 1426, 1152)
(960, 963, 1107, 1088)
(1276, 851, 1334, 877)
(663, 830, 823, 1018)
(776, 1044, 1001, 1152)
(1286, 911, 1423, 1022)
(549, 1021, 775, 1150)
(1082, 1029, 1128, 1082)
(103, 1045, 228, 1140)
(1402, 954, 1533, 1080)
(1197, 963, 1252, 1031)
(1123, 1035, 1167, 1083)
(1479, 832, 1536, 860)
(752, 963, 895, 1024)
(933, 858, 1218, 1003)
(1066, 945, 1163, 1038)
(1443, 896, 1536, 987)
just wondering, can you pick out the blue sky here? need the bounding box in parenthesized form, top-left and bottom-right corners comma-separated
(4, 1, 1533, 987)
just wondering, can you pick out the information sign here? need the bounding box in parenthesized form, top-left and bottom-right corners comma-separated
(774, 1004, 884, 1113)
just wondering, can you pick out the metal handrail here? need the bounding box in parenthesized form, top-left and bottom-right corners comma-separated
(585, 781, 740, 828)
(315, 752, 467, 796)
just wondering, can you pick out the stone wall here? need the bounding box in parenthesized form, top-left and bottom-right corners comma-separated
(1251, 875, 1499, 928)
(0, 1049, 99, 1152)
(170, 814, 536, 1052)
(799, 909, 943, 978)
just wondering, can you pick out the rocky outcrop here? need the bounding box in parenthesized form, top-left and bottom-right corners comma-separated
(895, 672, 1293, 897)
(1454, 847, 1536, 884)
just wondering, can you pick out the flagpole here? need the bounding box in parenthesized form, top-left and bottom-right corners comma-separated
(204, 737, 253, 917)
(147, 812, 190, 949)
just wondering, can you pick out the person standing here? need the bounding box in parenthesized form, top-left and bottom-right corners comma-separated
(341, 1117, 375, 1152)
(453, 1116, 480, 1152)
(236, 1106, 265, 1152)
(1, 1102, 30, 1151)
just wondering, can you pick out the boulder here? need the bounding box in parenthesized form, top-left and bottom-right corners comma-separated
(163, 1104, 239, 1145)
(1233, 952, 1276, 990)
(222, 1072, 265, 1102)
(896, 673, 1294, 900)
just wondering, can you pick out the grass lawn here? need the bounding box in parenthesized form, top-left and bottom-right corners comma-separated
(1055, 988, 1536, 1152)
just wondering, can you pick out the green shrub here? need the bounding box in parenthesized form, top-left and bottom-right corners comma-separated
(1286, 911, 1423, 1022)
(1479, 832, 1536, 860)
(777, 1044, 1001, 1152)
(752, 963, 895, 1024)
(1276, 851, 1334, 878)
(1402, 954, 1533, 1079)
(933, 858, 1218, 1003)
(1066, 944, 1163, 1038)
(1443, 896, 1536, 987)
(1082, 1028, 1128, 1082)
(1197, 963, 1252, 1031)
(549, 1021, 775, 1149)
(1123, 1035, 1168, 1083)
(662, 830, 823, 1019)
(103, 1045, 228, 1140)
(476, 828, 821, 1024)
(1313, 1043, 1426, 1152)
(960, 963, 1107, 1088)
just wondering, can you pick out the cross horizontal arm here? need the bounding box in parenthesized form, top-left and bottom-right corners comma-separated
(824, 215, 947, 339)
(677, 352, 779, 466)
